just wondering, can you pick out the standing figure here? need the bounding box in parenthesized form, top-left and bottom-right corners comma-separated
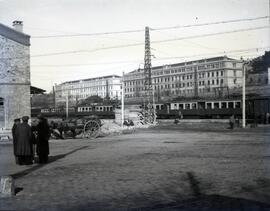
(266, 113, 270, 124)
(36, 115, 51, 164)
(229, 115, 235, 129)
(12, 118, 21, 164)
(15, 116, 33, 165)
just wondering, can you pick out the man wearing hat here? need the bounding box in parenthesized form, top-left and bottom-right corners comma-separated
(12, 118, 21, 164)
(15, 116, 33, 165)
(36, 114, 50, 164)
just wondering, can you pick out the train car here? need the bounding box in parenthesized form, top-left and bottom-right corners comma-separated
(155, 99, 242, 119)
(76, 104, 115, 119)
(31, 104, 115, 119)
(246, 95, 270, 123)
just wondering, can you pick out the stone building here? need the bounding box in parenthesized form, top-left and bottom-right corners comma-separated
(54, 75, 122, 106)
(123, 56, 243, 103)
(0, 21, 31, 130)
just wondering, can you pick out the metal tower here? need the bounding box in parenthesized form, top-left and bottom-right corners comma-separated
(143, 26, 156, 124)
(144, 26, 152, 94)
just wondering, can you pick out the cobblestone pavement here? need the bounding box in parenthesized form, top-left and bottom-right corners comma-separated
(0, 124, 270, 210)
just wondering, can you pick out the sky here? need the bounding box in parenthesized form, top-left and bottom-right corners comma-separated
(0, 0, 269, 92)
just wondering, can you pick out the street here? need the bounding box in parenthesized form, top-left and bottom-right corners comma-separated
(1, 123, 270, 210)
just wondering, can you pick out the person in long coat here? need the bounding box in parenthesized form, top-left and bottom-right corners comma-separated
(15, 116, 33, 165)
(36, 115, 50, 164)
(12, 118, 21, 164)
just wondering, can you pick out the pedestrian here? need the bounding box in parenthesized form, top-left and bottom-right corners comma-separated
(15, 116, 33, 165)
(229, 115, 235, 129)
(36, 115, 51, 164)
(266, 113, 270, 124)
(12, 118, 21, 164)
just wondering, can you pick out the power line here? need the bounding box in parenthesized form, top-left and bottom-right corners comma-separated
(151, 16, 269, 31)
(1, 25, 268, 60)
(31, 47, 269, 68)
(30, 25, 270, 58)
(31, 16, 269, 38)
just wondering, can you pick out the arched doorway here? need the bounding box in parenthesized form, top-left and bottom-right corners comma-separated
(0, 98, 4, 128)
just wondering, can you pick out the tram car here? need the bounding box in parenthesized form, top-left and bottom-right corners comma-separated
(155, 99, 242, 119)
(154, 95, 270, 122)
(31, 104, 115, 119)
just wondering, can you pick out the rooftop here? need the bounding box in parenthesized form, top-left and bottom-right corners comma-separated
(0, 22, 30, 46)
(127, 56, 239, 75)
(59, 75, 121, 85)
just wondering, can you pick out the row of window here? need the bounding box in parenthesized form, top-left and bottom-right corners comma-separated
(124, 71, 225, 87)
(124, 79, 225, 93)
(169, 101, 241, 110)
(77, 106, 113, 112)
(124, 87, 219, 98)
(151, 62, 226, 76)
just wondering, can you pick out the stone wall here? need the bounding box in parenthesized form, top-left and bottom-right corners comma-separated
(0, 35, 30, 129)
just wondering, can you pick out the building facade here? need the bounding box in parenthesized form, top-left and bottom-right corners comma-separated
(0, 21, 31, 129)
(123, 56, 243, 103)
(54, 75, 122, 106)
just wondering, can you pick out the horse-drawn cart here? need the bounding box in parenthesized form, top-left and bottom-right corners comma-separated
(50, 115, 102, 139)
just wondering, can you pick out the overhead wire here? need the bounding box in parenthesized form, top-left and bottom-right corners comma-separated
(31, 47, 269, 69)
(1, 25, 267, 60)
(31, 16, 269, 38)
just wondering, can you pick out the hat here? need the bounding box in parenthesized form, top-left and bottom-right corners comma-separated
(14, 118, 20, 122)
(22, 116, 29, 121)
(37, 114, 44, 120)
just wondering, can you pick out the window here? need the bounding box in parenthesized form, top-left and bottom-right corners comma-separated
(235, 102, 241, 108)
(221, 102, 227, 108)
(206, 103, 212, 109)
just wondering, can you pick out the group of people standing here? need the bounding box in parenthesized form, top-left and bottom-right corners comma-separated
(12, 115, 50, 165)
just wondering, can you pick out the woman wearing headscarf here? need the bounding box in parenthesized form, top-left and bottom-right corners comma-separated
(15, 116, 33, 165)
(36, 115, 51, 164)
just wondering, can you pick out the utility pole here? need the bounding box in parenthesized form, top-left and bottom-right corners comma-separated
(121, 71, 125, 128)
(242, 61, 248, 128)
(66, 91, 69, 119)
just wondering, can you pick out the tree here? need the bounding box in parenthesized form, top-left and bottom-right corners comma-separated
(251, 51, 270, 73)
(79, 95, 103, 105)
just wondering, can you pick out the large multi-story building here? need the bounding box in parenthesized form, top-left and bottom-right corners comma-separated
(0, 21, 31, 129)
(123, 56, 243, 103)
(54, 75, 122, 105)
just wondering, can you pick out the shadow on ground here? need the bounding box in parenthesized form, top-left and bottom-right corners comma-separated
(64, 171, 270, 211)
(11, 146, 89, 179)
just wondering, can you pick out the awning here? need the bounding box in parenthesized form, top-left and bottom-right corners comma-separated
(31, 86, 46, 94)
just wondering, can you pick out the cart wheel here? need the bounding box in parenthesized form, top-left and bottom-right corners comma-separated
(83, 120, 100, 139)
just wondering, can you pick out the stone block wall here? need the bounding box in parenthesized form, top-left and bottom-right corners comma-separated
(0, 35, 30, 129)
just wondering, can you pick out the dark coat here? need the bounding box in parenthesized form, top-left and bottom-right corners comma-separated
(15, 123, 33, 156)
(36, 121, 50, 156)
(12, 123, 18, 155)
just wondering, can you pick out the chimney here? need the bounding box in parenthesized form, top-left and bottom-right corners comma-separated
(12, 20, 23, 32)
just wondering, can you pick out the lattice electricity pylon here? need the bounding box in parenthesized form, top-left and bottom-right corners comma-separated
(143, 26, 156, 124)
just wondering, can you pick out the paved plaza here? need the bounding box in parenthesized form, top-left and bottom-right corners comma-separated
(0, 123, 270, 210)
